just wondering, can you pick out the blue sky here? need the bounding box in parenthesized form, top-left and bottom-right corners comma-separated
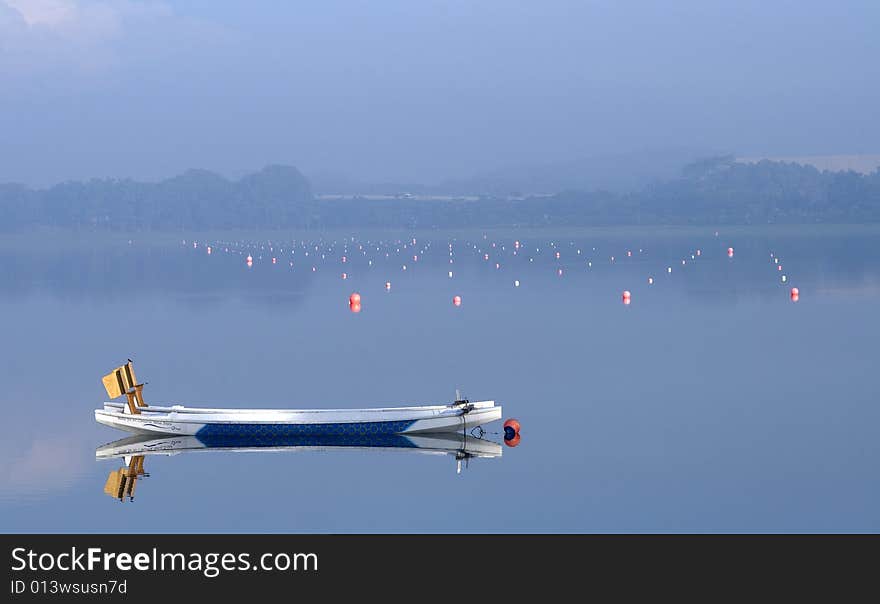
(1, 0, 878, 185)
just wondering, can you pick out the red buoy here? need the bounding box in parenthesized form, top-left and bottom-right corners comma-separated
(349, 292, 361, 305)
(727, 247, 734, 257)
(622, 290, 631, 299)
(452, 295, 462, 307)
(503, 419, 521, 445)
(349, 302, 362, 313)
(790, 287, 799, 302)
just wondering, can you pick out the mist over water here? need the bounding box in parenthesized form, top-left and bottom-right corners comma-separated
(0, 226, 877, 532)
(2, 1, 879, 185)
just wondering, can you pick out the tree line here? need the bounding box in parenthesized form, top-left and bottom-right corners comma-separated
(1, 157, 879, 231)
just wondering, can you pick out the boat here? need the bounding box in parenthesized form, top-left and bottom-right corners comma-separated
(94, 361, 502, 437)
(98, 431, 503, 501)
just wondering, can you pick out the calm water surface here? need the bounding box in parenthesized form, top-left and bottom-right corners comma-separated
(1, 227, 878, 532)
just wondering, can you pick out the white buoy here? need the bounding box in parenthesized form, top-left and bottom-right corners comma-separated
(514, 280, 520, 287)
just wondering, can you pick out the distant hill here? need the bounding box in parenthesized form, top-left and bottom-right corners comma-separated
(1, 159, 879, 231)
(736, 154, 880, 175)
(435, 148, 712, 196)
(628, 157, 880, 224)
(311, 149, 711, 196)
(0, 165, 313, 231)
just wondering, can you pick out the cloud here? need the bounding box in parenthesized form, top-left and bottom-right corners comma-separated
(5, 0, 78, 27)
(0, 433, 88, 500)
(0, 0, 175, 74)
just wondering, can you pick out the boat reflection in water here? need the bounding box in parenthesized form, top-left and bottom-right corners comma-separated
(102, 454, 148, 502)
(97, 432, 503, 502)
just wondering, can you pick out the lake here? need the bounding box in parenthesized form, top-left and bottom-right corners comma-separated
(1, 226, 878, 532)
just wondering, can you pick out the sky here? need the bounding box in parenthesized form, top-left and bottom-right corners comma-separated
(0, 0, 878, 186)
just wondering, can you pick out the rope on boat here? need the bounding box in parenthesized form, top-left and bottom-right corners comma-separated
(470, 426, 502, 439)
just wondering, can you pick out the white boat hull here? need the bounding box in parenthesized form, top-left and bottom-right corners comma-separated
(95, 432, 503, 460)
(94, 400, 502, 437)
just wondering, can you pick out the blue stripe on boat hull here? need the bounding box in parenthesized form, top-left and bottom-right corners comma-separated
(194, 420, 418, 440)
(194, 433, 419, 449)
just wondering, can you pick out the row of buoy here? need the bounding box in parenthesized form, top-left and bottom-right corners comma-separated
(210, 236, 802, 305)
(222, 236, 649, 274)
(348, 291, 463, 312)
(770, 252, 799, 302)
